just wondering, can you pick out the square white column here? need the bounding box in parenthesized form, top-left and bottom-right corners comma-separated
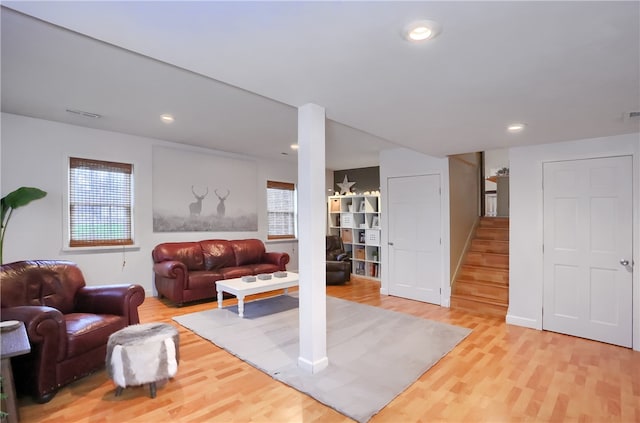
(297, 103, 328, 373)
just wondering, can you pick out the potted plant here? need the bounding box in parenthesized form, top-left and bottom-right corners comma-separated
(0, 186, 47, 264)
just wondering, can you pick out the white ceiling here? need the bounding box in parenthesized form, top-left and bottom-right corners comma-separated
(2, 2, 639, 170)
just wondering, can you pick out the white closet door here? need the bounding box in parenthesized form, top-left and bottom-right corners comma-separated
(387, 174, 442, 304)
(543, 156, 633, 347)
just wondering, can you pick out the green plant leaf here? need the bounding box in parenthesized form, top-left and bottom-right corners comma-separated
(1, 187, 47, 264)
(3, 186, 47, 209)
(1, 187, 47, 224)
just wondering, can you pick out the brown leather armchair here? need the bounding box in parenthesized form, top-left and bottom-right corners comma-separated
(326, 235, 351, 285)
(0, 260, 145, 403)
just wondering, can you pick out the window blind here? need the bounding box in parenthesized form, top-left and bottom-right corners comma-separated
(69, 157, 133, 247)
(267, 180, 296, 240)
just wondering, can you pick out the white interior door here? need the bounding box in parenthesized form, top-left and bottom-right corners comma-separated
(543, 156, 633, 347)
(387, 174, 441, 304)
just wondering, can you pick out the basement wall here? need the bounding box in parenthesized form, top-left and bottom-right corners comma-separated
(0, 113, 299, 296)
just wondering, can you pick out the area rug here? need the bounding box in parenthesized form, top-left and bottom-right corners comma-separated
(173, 295, 471, 422)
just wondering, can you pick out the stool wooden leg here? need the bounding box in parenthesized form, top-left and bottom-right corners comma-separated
(115, 386, 124, 397)
(149, 382, 157, 398)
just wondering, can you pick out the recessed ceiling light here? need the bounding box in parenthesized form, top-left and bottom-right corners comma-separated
(404, 20, 442, 42)
(290, 144, 299, 150)
(160, 114, 175, 124)
(507, 123, 527, 133)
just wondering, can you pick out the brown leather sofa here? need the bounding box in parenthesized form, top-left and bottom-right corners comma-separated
(326, 235, 351, 285)
(152, 238, 290, 306)
(0, 260, 145, 403)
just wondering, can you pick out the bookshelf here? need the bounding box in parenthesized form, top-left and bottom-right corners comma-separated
(328, 194, 381, 280)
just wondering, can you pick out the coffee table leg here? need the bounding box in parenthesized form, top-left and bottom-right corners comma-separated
(217, 288, 223, 309)
(237, 294, 245, 318)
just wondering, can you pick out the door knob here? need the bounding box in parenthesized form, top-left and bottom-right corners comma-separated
(620, 259, 630, 266)
(388, 242, 394, 246)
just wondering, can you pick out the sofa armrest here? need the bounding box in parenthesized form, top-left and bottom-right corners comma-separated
(75, 284, 145, 324)
(153, 261, 187, 280)
(263, 252, 290, 271)
(153, 261, 189, 305)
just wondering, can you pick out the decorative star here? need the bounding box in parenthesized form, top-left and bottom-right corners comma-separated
(337, 175, 356, 195)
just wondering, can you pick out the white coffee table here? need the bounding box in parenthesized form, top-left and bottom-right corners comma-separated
(216, 272, 299, 318)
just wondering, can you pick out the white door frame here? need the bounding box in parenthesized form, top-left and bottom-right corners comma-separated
(505, 135, 639, 351)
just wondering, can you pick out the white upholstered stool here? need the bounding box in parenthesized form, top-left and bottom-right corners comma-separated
(106, 323, 179, 398)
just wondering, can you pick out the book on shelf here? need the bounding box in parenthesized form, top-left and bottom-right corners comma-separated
(369, 263, 378, 278)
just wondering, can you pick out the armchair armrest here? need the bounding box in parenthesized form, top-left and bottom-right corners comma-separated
(75, 284, 145, 325)
(327, 249, 349, 261)
(2, 306, 69, 401)
(336, 252, 350, 262)
(263, 252, 290, 271)
(326, 260, 351, 272)
(2, 305, 64, 343)
(2, 305, 67, 361)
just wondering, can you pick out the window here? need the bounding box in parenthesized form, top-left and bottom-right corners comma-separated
(266, 180, 296, 240)
(69, 157, 133, 247)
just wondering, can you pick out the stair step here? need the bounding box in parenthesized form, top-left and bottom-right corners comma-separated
(450, 294, 508, 318)
(458, 265, 509, 284)
(478, 217, 509, 229)
(475, 227, 509, 241)
(453, 279, 509, 302)
(451, 216, 510, 318)
(469, 239, 509, 254)
(464, 251, 509, 269)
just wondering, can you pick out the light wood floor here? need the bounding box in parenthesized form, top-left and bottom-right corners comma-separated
(17, 277, 640, 422)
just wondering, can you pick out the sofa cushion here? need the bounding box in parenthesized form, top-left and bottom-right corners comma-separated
(200, 240, 236, 271)
(188, 270, 224, 291)
(219, 267, 254, 279)
(152, 242, 204, 271)
(65, 313, 126, 358)
(249, 263, 281, 275)
(231, 239, 265, 266)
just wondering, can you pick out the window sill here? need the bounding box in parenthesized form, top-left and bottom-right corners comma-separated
(61, 244, 141, 253)
(266, 238, 298, 244)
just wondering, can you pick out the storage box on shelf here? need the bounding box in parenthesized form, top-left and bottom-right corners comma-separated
(327, 193, 381, 281)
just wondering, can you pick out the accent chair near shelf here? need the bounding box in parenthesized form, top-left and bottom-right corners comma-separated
(326, 235, 351, 285)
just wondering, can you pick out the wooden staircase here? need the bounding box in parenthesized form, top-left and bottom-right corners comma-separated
(451, 217, 509, 317)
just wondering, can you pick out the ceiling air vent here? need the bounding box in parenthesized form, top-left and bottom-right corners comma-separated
(622, 110, 640, 121)
(66, 109, 102, 119)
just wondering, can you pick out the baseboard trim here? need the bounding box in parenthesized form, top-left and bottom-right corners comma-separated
(298, 355, 329, 374)
(506, 313, 541, 330)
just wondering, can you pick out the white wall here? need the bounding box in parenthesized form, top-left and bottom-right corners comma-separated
(0, 113, 298, 296)
(508, 132, 640, 351)
(379, 147, 451, 305)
